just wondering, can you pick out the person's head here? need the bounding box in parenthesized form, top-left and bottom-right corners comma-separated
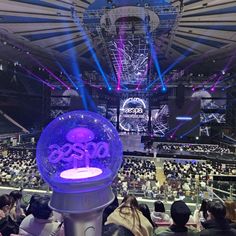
(119, 195, 141, 228)
(28, 194, 41, 207)
(225, 200, 236, 223)
(207, 200, 226, 221)
(139, 204, 155, 227)
(171, 200, 191, 227)
(0, 194, 13, 214)
(9, 190, 22, 203)
(154, 201, 165, 213)
(121, 195, 139, 209)
(31, 196, 52, 219)
(199, 199, 210, 220)
(103, 223, 134, 236)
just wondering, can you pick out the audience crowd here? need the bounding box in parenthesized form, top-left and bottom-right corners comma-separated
(1, 146, 235, 203)
(163, 160, 236, 200)
(156, 143, 233, 154)
(114, 157, 157, 198)
(0, 149, 45, 190)
(0, 191, 235, 236)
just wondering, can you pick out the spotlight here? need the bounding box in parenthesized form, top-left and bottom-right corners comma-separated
(210, 87, 215, 92)
(192, 87, 195, 91)
(196, 136, 199, 140)
(108, 87, 112, 91)
(136, 87, 139, 90)
(117, 87, 120, 91)
(161, 86, 167, 93)
(221, 70, 225, 75)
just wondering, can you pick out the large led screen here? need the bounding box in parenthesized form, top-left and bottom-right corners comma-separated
(151, 105, 169, 136)
(119, 97, 148, 132)
(168, 99, 201, 137)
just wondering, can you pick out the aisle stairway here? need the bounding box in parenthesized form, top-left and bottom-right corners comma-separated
(154, 158, 166, 185)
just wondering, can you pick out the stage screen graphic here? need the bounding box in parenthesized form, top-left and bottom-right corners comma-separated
(119, 97, 148, 132)
(97, 104, 106, 117)
(108, 37, 149, 86)
(168, 99, 201, 137)
(50, 89, 80, 119)
(107, 107, 117, 127)
(151, 105, 169, 136)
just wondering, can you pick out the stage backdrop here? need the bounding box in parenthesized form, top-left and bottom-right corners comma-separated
(168, 99, 201, 138)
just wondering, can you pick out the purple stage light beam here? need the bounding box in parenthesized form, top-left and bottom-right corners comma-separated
(22, 66, 55, 90)
(29, 56, 69, 89)
(116, 26, 125, 90)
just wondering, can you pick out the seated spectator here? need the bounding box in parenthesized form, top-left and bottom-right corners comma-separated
(19, 196, 63, 236)
(9, 190, 25, 224)
(200, 200, 236, 236)
(106, 195, 153, 236)
(151, 201, 171, 225)
(155, 200, 198, 235)
(139, 204, 155, 228)
(24, 194, 40, 216)
(102, 196, 119, 224)
(224, 200, 236, 229)
(193, 199, 210, 230)
(0, 194, 19, 236)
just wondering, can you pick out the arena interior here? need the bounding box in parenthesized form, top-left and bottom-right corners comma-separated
(0, 0, 236, 236)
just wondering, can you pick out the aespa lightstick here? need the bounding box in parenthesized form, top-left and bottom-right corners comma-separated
(36, 110, 123, 236)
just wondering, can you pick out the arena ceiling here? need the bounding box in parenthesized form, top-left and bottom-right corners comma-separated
(0, 0, 235, 91)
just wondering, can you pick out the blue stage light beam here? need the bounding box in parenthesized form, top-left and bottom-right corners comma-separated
(56, 61, 78, 90)
(69, 52, 88, 110)
(146, 54, 187, 90)
(74, 19, 111, 90)
(180, 123, 201, 138)
(146, 30, 207, 91)
(146, 31, 165, 90)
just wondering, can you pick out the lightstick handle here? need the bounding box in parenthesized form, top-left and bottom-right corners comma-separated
(63, 210, 103, 236)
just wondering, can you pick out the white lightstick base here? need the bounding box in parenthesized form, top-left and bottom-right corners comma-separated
(60, 167, 103, 179)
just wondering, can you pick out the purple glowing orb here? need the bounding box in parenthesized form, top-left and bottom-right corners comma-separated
(66, 127, 95, 143)
(60, 167, 103, 179)
(36, 110, 123, 193)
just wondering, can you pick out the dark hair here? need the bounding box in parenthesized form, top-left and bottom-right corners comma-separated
(170, 201, 191, 227)
(199, 199, 210, 220)
(103, 223, 134, 236)
(207, 200, 226, 220)
(139, 204, 155, 227)
(9, 190, 22, 202)
(103, 196, 119, 224)
(119, 195, 141, 229)
(154, 201, 165, 213)
(25, 193, 41, 216)
(0, 194, 12, 210)
(31, 196, 52, 219)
